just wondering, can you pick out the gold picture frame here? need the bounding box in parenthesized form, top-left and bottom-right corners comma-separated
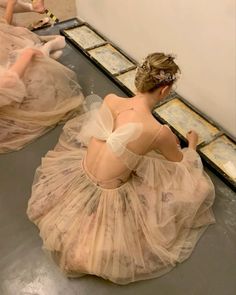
(154, 98, 220, 145)
(200, 135, 236, 182)
(63, 25, 106, 50)
(116, 69, 137, 94)
(88, 44, 135, 75)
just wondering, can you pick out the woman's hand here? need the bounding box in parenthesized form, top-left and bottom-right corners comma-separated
(186, 130, 199, 150)
(9, 48, 43, 78)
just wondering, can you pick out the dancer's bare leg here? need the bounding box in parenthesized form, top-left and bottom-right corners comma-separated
(0, 0, 31, 13)
(0, 0, 45, 13)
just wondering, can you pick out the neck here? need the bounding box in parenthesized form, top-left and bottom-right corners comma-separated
(134, 92, 162, 111)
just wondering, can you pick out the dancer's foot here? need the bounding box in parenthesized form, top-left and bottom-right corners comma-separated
(53, 36, 66, 49)
(50, 50, 63, 60)
(40, 36, 66, 57)
(32, 0, 45, 14)
(28, 17, 50, 30)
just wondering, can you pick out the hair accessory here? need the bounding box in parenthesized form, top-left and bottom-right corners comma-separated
(141, 64, 147, 70)
(155, 70, 177, 83)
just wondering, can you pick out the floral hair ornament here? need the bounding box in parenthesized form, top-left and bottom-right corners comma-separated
(155, 70, 177, 83)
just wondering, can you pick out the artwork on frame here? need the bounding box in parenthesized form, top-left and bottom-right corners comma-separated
(200, 135, 236, 185)
(116, 69, 137, 94)
(88, 44, 136, 75)
(153, 98, 220, 145)
(63, 24, 106, 50)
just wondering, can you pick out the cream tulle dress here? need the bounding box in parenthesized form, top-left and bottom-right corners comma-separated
(0, 20, 83, 153)
(27, 95, 215, 284)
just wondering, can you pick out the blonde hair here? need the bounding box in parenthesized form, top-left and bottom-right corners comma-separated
(135, 53, 180, 93)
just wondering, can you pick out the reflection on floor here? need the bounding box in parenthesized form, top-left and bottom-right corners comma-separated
(0, 21, 236, 295)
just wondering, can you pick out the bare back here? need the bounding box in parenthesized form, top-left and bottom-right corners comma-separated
(85, 94, 163, 187)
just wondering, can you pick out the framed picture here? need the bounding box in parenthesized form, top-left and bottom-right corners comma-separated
(153, 98, 220, 145)
(116, 69, 137, 94)
(61, 22, 137, 96)
(63, 24, 106, 50)
(200, 135, 236, 188)
(88, 44, 136, 75)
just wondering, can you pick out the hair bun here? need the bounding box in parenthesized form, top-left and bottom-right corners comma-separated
(135, 52, 180, 93)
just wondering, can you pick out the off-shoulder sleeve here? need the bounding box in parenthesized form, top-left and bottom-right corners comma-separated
(136, 148, 204, 188)
(0, 69, 26, 107)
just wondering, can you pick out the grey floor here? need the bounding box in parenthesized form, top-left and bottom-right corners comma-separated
(0, 20, 236, 295)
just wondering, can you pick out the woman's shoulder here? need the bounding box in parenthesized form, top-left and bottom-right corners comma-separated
(144, 112, 164, 132)
(104, 93, 127, 104)
(103, 93, 129, 111)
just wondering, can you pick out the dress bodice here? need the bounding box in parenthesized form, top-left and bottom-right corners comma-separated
(78, 101, 143, 170)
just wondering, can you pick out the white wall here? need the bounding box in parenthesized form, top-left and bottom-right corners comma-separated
(76, 0, 236, 137)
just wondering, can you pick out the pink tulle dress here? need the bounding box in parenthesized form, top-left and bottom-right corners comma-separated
(0, 20, 83, 152)
(27, 95, 215, 284)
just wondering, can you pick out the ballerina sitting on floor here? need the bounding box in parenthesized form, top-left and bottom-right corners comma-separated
(0, 0, 84, 153)
(27, 52, 215, 284)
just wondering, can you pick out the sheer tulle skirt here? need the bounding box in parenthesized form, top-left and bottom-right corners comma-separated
(27, 117, 215, 284)
(0, 57, 83, 153)
(0, 22, 84, 152)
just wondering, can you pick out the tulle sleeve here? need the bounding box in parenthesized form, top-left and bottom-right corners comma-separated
(0, 69, 26, 107)
(136, 147, 204, 188)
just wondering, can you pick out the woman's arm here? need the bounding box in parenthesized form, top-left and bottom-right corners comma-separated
(9, 48, 43, 78)
(155, 126, 183, 162)
(4, 0, 17, 24)
(154, 127, 199, 162)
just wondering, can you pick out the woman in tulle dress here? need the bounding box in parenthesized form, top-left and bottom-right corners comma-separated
(27, 53, 215, 284)
(0, 0, 83, 153)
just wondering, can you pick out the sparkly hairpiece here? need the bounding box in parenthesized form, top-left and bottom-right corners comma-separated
(155, 70, 178, 83)
(139, 65, 178, 83)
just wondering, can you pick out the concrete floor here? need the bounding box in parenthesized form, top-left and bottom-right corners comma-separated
(0, 16, 236, 295)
